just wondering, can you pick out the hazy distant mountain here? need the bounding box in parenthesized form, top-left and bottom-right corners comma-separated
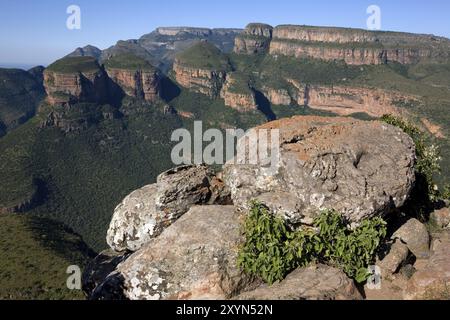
(93, 27, 243, 73)
(138, 27, 242, 72)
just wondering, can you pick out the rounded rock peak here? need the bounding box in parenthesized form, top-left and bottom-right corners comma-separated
(244, 23, 274, 38)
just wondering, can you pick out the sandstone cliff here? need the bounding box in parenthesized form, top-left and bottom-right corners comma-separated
(234, 23, 273, 55)
(104, 54, 161, 102)
(234, 23, 450, 65)
(262, 78, 419, 117)
(43, 57, 109, 105)
(220, 72, 257, 111)
(173, 41, 231, 98)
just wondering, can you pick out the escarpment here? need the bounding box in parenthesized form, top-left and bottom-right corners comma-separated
(234, 23, 450, 65)
(173, 41, 231, 98)
(44, 57, 109, 105)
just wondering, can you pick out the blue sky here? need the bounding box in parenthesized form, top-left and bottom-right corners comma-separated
(0, 0, 449, 67)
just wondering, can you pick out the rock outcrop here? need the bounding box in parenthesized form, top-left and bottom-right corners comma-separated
(236, 264, 362, 300)
(220, 72, 257, 111)
(234, 23, 273, 55)
(223, 116, 416, 226)
(173, 41, 230, 98)
(116, 205, 251, 300)
(85, 115, 427, 300)
(261, 86, 292, 106)
(43, 57, 109, 106)
(107, 165, 213, 252)
(173, 62, 227, 98)
(104, 54, 161, 102)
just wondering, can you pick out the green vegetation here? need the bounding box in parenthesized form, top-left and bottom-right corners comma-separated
(238, 201, 387, 285)
(46, 56, 100, 74)
(0, 101, 182, 251)
(230, 54, 364, 88)
(226, 72, 253, 94)
(103, 54, 156, 71)
(0, 214, 94, 300)
(381, 115, 443, 202)
(175, 41, 231, 70)
(0, 68, 44, 135)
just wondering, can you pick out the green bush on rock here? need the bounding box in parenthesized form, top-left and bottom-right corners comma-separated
(237, 201, 387, 285)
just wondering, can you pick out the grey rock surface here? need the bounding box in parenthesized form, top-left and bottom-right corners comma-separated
(223, 116, 416, 226)
(155, 165, 212, 217)
(116, 206, 253, 300)
(107, 165, 213, 252)
(392, 218, 430, 259)
(236, 264, 362, 300)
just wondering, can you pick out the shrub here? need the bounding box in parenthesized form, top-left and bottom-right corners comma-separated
(237, 202, 387, 285)
(313, 210, 387, 283)
(236, 202, 312, 284)
(381, 114, 442, 202)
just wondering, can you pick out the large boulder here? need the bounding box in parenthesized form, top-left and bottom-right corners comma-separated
(107, 165, 213, 252)
(223, 116, 416, 226)
(116, 206, 253, 300)
(236, 264, 362, 300)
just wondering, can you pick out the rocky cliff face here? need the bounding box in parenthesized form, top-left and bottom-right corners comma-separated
(269, 40, 433, 65)
(302, 85, 417, 116)
(43, 57, 109, 106)
(173, 61, 227, 98)
(44, 55, 163, 106)
(173, 41, 231, 98)
(234, 23, 273, 55)
(105, 68, 160, 102)
(220, 72, 257, 111)
(261, 86, 293, 106)
(234, 23, 450, 65)
(262, 78, 419, 117)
